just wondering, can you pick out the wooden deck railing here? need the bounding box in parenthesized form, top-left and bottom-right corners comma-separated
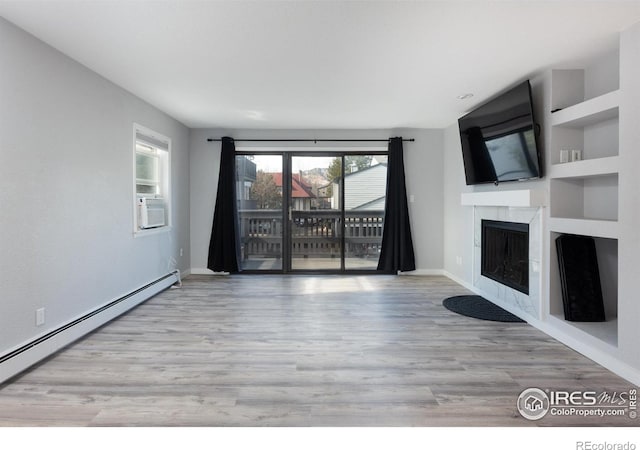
(238, 209, 384, 260)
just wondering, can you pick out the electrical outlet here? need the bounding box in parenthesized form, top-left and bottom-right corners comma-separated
(36, 308, 45, 326)
(409, 194, 415, 203)
(456, 256, 463, 266)
(180, 248, 183, 257)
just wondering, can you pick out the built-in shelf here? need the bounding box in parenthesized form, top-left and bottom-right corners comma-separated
(549, 315, 618, 348)
(460, 189, 546, 207)
(548, 229, 619, 350)
(551, 90, 620, 128)
(548, 217, 618, 239)
(547, 59, 621, 352)
(549, 174, 618, 222)
(549, 156, 619, 179)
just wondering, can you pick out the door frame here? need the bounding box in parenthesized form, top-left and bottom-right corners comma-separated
(235, 149, 390, 274)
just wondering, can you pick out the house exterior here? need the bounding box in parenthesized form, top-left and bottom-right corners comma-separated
(236, 156, 257, 209)
(268, 172, 316, 211)
(332, 163, 387, 211)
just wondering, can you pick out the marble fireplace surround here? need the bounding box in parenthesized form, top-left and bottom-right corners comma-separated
(461, 190, 546, 321)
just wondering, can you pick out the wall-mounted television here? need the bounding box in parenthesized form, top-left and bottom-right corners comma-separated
(458, 80, 542, 185)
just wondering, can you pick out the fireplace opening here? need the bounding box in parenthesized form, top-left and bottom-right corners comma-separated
(481, 220, 529, 295)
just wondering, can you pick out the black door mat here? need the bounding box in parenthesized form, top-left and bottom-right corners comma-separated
(443, 295, 525, 323)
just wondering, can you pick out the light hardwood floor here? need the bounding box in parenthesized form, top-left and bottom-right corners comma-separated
(0, 275, 636, 426)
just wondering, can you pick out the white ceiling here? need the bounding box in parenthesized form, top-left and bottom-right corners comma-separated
(1, 1, 640, 129)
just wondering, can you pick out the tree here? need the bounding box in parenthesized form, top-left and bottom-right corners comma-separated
(251, 171, 282, 209)
(326, 157, 341, 186)
(326, 155, 373, 183)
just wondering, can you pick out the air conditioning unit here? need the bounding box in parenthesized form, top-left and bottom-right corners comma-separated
(138, 197, 166, 229)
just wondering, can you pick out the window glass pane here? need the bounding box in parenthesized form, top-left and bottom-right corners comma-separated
(136, 184, 158, 195)
(344, 154, 386, 270)
(136, 152, 158, 183)
(236, 154, 283, 270)
(290, 156, 341, 270)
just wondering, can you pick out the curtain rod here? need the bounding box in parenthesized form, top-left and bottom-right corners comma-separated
(206, 138, 415, 143)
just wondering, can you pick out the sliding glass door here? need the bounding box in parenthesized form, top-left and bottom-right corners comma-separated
(290, 156, 342, 270)
(236, 151, 386, 273)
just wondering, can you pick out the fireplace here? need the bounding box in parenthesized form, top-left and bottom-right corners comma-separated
(481, 220, 529, 295)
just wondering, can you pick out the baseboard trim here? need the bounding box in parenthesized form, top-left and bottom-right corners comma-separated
(442, 270, 640, 387)
(399, 269, 445, 276)
(442, 270, 475, 292)
(191, 268, 446, 276)
(190, 268, 230, 275)
(534, 319, 640, 387)
(0, 271, 180, 385)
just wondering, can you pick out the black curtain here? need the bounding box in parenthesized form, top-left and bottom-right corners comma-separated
(207, 137, 241, 273)
(377, 137, 416, 273)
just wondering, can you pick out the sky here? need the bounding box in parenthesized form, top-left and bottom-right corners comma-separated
(249, 155, 336, 172)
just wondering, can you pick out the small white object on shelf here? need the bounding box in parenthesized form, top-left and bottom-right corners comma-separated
(560, 149, 570, 163)
(571, 149, 582, 162)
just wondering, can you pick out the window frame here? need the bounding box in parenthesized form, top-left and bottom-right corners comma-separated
(132, 123, 172, 237)
(234, 146, 389, 274)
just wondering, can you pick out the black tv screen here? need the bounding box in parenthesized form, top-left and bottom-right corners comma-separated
(458, 80, 542, 185)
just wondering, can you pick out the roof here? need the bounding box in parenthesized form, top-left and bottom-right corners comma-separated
(352, 196, 386, 211)
(342, 162, 387, 179)
(268, 173, 316, 199)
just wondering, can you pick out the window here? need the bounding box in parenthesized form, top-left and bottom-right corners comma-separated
(136, 144, 160, 195)
(133, 124, 170, 234)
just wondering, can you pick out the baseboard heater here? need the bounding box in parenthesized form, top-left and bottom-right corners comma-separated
(0, 271, 180, 385)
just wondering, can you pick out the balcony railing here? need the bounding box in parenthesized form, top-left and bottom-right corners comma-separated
(238, 209, 384, 260)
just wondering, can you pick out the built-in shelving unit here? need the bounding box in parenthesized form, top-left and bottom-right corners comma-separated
(548, 231, 619, 348)
(549, 68, 620, 166)
(547, 217, 618, 240)
(550, 90, 620, 128)
(548, 155, 619, 179)
(547, 55, 620, 348)
(548, 315, 618, 349)
(549, 174, 618, 221)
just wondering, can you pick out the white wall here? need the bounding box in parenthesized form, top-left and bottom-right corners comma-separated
(0, 18, 190, 355)
(618, 21, 640, 368)
(442, 123, 473, 281)
(190, 128, 444, 273)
